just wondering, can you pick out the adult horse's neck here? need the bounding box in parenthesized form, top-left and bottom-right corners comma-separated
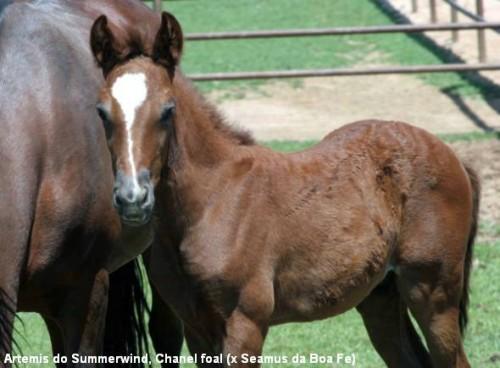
(159, 74, 254, 227)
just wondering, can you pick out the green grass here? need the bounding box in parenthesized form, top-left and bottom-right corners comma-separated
(144, 0, 500, 98)
(13, 137, 500, 367)
(14, 240, 500, 367)
(437, 131, 500, 143)
(263, 140, 318, 153)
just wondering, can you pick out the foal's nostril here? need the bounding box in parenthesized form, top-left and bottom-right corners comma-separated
(142, 188, 150, 205)
(113, 192, 123, 208)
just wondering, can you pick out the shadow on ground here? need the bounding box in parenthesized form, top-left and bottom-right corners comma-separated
(376, 0, 500, 133)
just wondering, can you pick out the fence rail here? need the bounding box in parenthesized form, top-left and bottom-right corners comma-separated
(185, 22, 500, 41)
(189, 63, 500, 81)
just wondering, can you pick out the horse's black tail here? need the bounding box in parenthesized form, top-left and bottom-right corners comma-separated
(460, 164, 480, 336)
(103, 259, 151, 367)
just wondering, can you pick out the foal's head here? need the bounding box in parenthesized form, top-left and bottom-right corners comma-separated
(90, 12, 183, 226)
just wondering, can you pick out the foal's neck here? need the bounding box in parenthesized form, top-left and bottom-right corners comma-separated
(161, 75, 249, 224)
(172, 77, 239, 168)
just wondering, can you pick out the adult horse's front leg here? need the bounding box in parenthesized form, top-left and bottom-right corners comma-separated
(77, 270, 109, 359)
(51, 269, 109, 367)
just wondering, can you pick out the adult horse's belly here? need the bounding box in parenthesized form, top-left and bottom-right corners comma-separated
(17, 165, 114, 312)
(270, 235, 394, 325)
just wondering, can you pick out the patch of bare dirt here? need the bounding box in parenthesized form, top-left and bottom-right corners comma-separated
(451, 140, 500, 228)
(208, 75, 500, 141)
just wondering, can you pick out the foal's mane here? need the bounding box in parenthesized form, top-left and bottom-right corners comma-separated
(174, 75, 256, 146)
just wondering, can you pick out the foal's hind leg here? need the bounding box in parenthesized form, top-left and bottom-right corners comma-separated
(397, 212, 471, 366)
(356, 273, 432, 368)
(398, 267, 469, 368)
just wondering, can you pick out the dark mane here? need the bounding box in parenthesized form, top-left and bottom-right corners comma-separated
(122, 30, 151, 61)
(174, 73, 256, 146)
(204, 97, 255, 146)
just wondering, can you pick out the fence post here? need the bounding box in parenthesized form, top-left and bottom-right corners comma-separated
(451, 5, 458, 41)
(429, 0, 437, 22)
(154, 0, 162, 12)
(476, 0, 486, 61)
(412, 0, 418, 13)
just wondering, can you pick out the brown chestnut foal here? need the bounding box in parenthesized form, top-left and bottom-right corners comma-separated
(90, 12, 479, 368)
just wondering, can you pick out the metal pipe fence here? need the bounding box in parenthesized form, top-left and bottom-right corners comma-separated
(146, 1, 500, 81)
(443, 0, 486, 23)
(419, 0, 498, 65)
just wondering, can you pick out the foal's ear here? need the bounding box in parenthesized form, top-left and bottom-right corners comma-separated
(152, 12, 184, 76)
(90, 15, 121, 77)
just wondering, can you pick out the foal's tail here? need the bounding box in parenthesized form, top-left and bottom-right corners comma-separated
(103, 259, 151, 367)
(460, 163, 480, 336)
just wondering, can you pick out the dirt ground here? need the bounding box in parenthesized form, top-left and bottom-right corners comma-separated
(451, 139, 500, 228)
(208, 75, 500, 141)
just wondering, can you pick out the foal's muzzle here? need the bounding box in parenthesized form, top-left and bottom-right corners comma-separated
(113, 170, 154, 226)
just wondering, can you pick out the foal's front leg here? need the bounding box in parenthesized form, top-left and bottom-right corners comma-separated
(223, 310, 268, 367)
(222, 281, 273, 368)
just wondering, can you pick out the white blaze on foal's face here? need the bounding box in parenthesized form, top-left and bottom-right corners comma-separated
(111, 72, 148, 189)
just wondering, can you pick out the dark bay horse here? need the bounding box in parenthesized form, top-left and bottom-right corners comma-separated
(0, 1, 181, 365)
(91, 12, 479, 367)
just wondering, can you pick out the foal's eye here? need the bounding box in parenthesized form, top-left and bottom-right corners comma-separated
(160, 102, 176, 126)
(96, 104, 113, 139)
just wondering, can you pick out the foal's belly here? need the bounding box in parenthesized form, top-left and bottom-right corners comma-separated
(270, 240, 393, 325)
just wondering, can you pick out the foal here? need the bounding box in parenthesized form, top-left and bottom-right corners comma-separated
(90, 12, 479, 368)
